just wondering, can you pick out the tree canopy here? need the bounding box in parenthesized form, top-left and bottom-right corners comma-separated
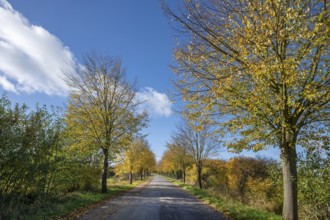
(163, 0, 329, 219)
(65, 53, 148, 192)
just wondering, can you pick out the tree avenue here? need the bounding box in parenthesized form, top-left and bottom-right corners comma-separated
(65, 53, 148, 193)
(163, 140, 192, 183)
(163, 0, 329, 219)
(115, 137, 156, 184)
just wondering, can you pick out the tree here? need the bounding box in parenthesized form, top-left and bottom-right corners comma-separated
(124, 138, 143, 184)
(174, 119, 219, 189)
(166, 141, 192, 183)
(159, 141, 192, 182)
(163, 0, 329, 219)
(141, 143, 156, 178)
(158, 149, 176, 176)
(65, 53, 148, 193)
(116, 137, 156, 184)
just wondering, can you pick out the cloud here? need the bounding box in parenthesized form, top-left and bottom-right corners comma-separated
(0, 0, 75, 96)
(136, 87, 173, 118)
(0, 75, 17, 93)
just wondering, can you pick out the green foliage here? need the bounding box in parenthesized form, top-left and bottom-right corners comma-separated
(0, 94, 102, 219)
(53, 154, 101, 192)
(0, 94, 64, 197)
(0, 94, 65, 219)
(298, 149, 330, 219)
(2, 179, 145, 220)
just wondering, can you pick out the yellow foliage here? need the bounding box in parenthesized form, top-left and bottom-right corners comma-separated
(115, 138, 156, 176)
(247, 177, 272, 198)
(185, 164, 198, 184)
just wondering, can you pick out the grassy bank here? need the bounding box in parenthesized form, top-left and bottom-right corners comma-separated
(167, 178, 281, 220)
(22, 179, 149, 220)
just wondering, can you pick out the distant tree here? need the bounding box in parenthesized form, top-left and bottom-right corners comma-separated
(158, 149, 176, 176)
(165, 141, 192, 183)
(116, 137, 156, 184)
(65, 53, 148, 193)
(163, 0, 329, 219)
(124, 138, 143, 184)
(134, 138, 156, 180)
(174, 119, 219, 189)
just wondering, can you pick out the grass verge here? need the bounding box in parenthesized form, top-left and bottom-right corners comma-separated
(167, 178, 281, 220)
(24, 179, 149, 220)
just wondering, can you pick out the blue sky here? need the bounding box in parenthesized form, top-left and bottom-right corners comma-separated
(0, 0, 280, 161)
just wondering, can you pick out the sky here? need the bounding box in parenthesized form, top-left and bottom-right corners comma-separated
(0, 0, 280, 161)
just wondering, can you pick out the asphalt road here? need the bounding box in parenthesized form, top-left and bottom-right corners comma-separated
(77, 175, 226, 220)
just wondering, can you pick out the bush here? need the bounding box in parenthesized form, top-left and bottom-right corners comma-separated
(298, 149, 330, 219)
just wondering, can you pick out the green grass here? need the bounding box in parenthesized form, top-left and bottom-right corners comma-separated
(167, 178, 282, 220)
(24, 179, 148, 220)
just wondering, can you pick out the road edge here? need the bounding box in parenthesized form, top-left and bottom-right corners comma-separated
(162, 175, 231, 220)
(57, 176, 154, 220)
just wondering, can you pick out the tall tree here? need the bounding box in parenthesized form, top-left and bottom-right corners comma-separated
(65, 53, 148, 193)
(163, 0, 329, 219)
(175, 119, 219, 189)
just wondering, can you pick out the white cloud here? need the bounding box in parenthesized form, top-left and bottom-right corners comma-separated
(0, 75, 17, 93)
(0, 0, 75, 96)
(136, 87, 173, 118)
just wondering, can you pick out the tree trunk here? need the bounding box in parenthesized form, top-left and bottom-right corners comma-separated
(129, 171, 133, 185)
(280, 138, 298, 220)
(197, 163, 202, 189)
(140, 169, 143, 180)
(183, 168, 186, 184)
(101, 148, 109, 193)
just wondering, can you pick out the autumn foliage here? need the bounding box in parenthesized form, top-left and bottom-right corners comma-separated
(114, 137, 156, 183)
(163, 0, 329, 219)
(159, 153, 330, 219)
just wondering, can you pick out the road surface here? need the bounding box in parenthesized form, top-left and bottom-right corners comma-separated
(77, 175, 226, 220)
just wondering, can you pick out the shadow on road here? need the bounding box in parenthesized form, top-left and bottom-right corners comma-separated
(77, 175, 227, 220)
